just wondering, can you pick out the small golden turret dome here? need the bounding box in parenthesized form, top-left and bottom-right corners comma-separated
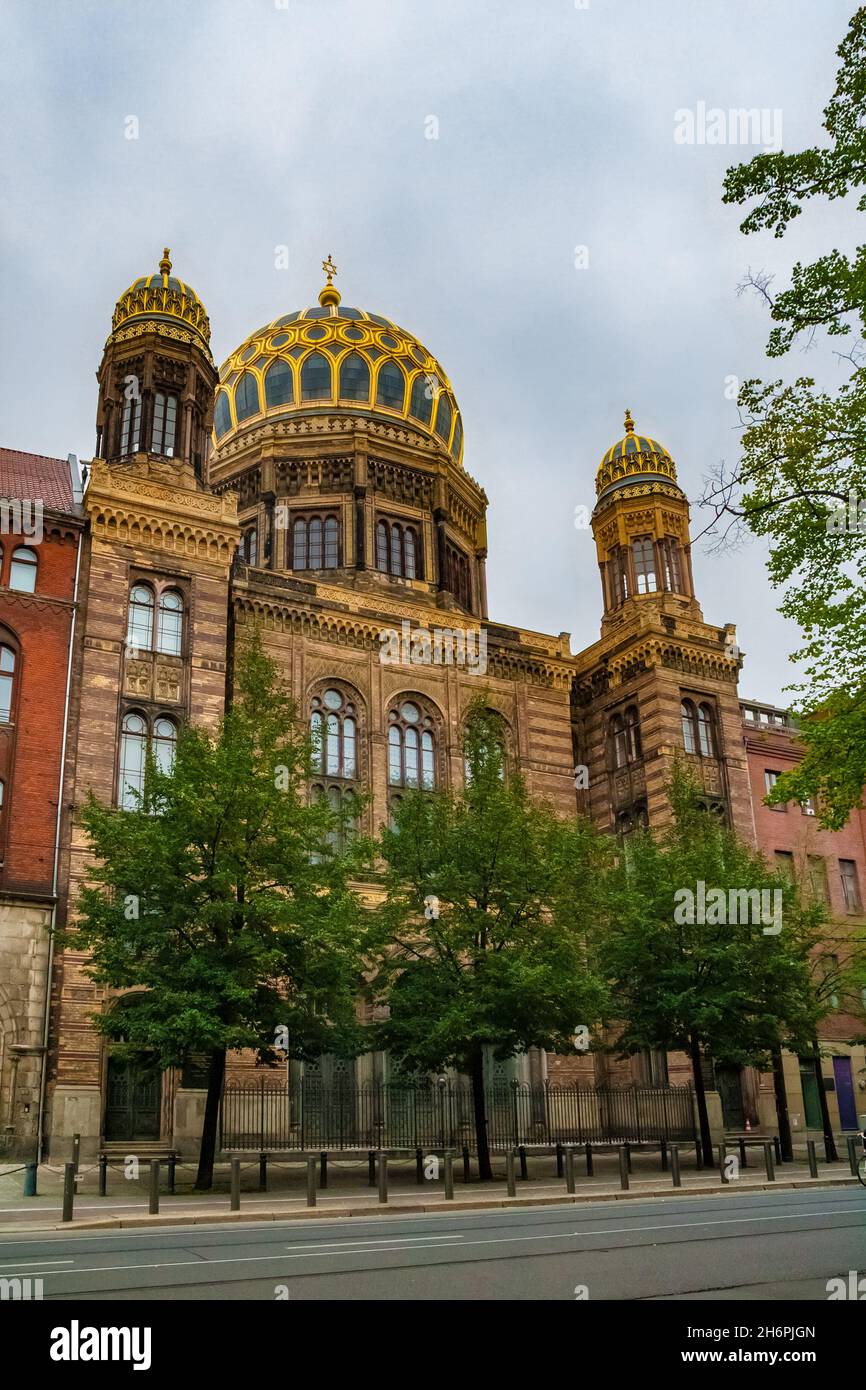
(595, 409, 680, 502)
(108, 248, 211, 351)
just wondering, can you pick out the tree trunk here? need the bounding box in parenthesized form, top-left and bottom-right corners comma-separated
(811, 1044, 838, 1162)
(468, 1047, 493, 1182)
(195, 1047, 227, 1190)
(771, 1046, 793, 1162)
(689, 1032, 714, 1168)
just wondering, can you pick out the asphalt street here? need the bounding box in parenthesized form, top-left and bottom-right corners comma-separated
(0, 1186, 863, 1300)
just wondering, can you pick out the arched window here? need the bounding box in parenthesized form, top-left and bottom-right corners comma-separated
(120, 392, 141, 454)
(409, 373, 433, 426)
(156, 590, 183, 656)
(389, 523, 401, 575)
(308, 518, 323, 569)
(463, 711, 508, 784)
(127, 584, 154, 651)
(293, 518, 307, 569)
(242, 527, 258, 566)
(324, 517, 339, 568)
(292, 516, 339, 570)
(118, 712, 148, 809)
(446, 545, 470, 607)
(301, 352, 332, 401)
(152, 717, 177, 774)
(434, 394, 452, 444)
(697, 702, 716, 757)
(9, 547, 37, 593)
(681, 699, 699, 755)
(376, 521, 389, 572)
(610, 713, 628, 769)
(339, 353, 370, 402)
(0, 646, 16, 723)
(151, 392, 178, 455)
(404, 527, 417, 579)
(264, 359, 293, 408)
(388, 700, 436, 790)
(632, 537, 657, 594)
(235, 372, 260, 423)
(310, 687, 360, 851)
(610, 548, 630, 606)
(660, 537, 683, 592)
(377, 362, 405, 411)
(625, 705, 642, 760)
(450, 415, 463, 459)
(214, 391, 232, 439)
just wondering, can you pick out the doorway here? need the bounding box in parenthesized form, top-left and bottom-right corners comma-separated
(104, 1057, 161, 1142)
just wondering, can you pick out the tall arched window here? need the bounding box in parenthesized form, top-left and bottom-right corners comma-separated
(377, 362, 405, 410)
(310, 687, 360, 851)
(9, 547, 37, 593)
(610, 548, 630, 606)
(235, 372, 260, 422)
(308, 518, 323, 569)
(324, 517, 339, 568)
(434, 394, 452, 444)
(625, 705, 641, 760)
(409, 373, 434, 426)
(609, 713, 628, 769)
(120, 392, 141, 453)
(127, 584, 155, 651)
(0, 646, 16, 723)
(697, 702, 717, 757)
(292, 515, 339, 570)
(242, 527, 258, 566)
(151, 392, 178, 455)
(660, 537, 683, 592)
(152, 717, 177, 774)
(293, 518, 307, 569)
(446, 545, 470, 607)
(214, 391, 232, 439)
(632, 537, 657, 594)
(377, 520, 421, 578)
(450, 415, 463, 460)
(301, 352, 332, 401)
(118, 712, 148, 809)
(681, 699, 700, 755)
(388, 700, 436, 790)
(339, 353, 370, 402)
(376, 521, 388, 572)
(264, 359, 293, 408)
(156, 590, 183, 656)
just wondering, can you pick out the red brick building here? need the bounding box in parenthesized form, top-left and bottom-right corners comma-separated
(0, 449, 84, 1156)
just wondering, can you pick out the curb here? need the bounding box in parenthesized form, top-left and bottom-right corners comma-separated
(2, 1174, 858, 1234)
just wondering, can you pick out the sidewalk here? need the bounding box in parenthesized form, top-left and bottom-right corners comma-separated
(1, 1148, 861, 1233)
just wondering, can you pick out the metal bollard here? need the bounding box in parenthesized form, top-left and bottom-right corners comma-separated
(625, 1142, 632, 1174)
(506, 1149, 516, 1197)
(462, 1145, 470, 1183)
(230, 1157, 241, 1212)
(149, 1161, 161, 1215)
(72, 1133, 81, 1174)
(618, 1145, 630, 1190)
(518, 1145, 528, 1181)
(377, 1151, 388, 1204)
(167, 1153, 176, 1195)
(565, 1147, 576, 1195)
(846, 1134, 859, 1177)
(806, 1139, 818, 1177)
(774, 1136, 782, 1165)
(416, 1148, 424, 1185)
(585, 1142, 593, 1177)
(660, 1140, 668, 1173)
(739, 1138, 748, 1169)
(62, 1162, 75, 1222)
(763, 1141, 775, 1182)
(259, 1153, 268, 1192)
(319, 1152, 328, 1190)
(368, 1150, 376, 1186)
(719, 1144, 729, 1183)
(23, 1162, 38, 1198)
(306, 1155, 317, 1207)
(670, 1143, 681, 1188)
(97, 1154, 107, 1197)
(556, 1142, 563, 1178)
(444, 1151, 454, 1200)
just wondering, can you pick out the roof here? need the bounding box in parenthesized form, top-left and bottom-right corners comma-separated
(0, 448, 79, 513)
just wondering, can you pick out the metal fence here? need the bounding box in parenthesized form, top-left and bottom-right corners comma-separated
(220, 1080, 696, 1151)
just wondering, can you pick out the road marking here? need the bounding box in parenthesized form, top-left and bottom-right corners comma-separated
(6, 1204, 863, 1280)
(0, 1258, 74, 1269)
(284, 1234, 464, 1251)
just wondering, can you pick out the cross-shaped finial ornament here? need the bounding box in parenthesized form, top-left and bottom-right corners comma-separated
(322, 254, 337, 285)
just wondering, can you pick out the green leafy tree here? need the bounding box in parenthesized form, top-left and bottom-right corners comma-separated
(371, 703, 612, 1180)
(62, 632, 368, 1189)
(603, 768, 827, 1165)
(704, 7, 866, 826)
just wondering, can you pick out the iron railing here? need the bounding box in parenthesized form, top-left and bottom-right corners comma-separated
(220, 1080, 696, 1151)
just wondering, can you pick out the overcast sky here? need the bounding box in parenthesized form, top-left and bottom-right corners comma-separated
(0, 0, 858, 704)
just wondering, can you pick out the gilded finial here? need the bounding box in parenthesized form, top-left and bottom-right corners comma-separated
(624, 408, 635, 434)
(319, 252, 341, 307)
(159, 247, 172, 279)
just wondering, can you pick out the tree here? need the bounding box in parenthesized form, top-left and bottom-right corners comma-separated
(63, 632, 368, 1189)
(704, 7, 866, 826)
(602, 767, 827, 1165)
(371, 703, 612, 1180)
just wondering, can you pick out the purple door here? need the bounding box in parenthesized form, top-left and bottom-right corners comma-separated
(832, 1057, 858, 1130)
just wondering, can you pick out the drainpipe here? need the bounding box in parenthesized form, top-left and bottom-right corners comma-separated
(35, 494, 84, 1162)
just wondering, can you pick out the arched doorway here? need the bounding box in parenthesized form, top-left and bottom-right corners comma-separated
(102, 995, 161, 1142)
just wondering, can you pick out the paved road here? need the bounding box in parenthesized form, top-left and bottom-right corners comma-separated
(0, 1187, 863, 1300)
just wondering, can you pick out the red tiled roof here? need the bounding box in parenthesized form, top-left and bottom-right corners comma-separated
(0, 448, 78, 512)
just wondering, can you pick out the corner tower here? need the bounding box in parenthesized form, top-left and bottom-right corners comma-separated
(572, 411, 754, 841)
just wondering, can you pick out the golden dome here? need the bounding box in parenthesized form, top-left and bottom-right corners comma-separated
(212, 267, 463, 465)
(108, 248, 211, 351)
(595, 409, 680, 501)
